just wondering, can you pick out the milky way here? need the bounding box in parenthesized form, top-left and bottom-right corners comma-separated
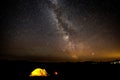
(47, 0, 79, 59)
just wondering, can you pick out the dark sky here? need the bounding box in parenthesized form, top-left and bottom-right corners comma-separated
(0, 0, 120, 62)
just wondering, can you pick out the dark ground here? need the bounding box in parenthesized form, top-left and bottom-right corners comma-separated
(0, 60, 119, 80)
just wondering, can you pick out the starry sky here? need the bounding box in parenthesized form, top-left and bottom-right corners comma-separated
(0, 0, 120, 62)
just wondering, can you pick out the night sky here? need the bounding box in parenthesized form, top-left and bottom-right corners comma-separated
(0, 0, 120, 62)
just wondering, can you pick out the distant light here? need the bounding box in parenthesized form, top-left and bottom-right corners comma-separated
(119, 61, 120, 64)
(29, 68, 48, 77)
(113, 62, 116, 64)
(54, 71, 58, 75)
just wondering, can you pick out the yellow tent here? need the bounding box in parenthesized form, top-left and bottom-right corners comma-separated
(29, 68, 48, 77)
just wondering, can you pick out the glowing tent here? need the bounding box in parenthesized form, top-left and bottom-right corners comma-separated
(29, 68, 48, 77)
